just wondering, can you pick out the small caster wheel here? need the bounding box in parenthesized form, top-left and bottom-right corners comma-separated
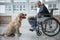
(36, 30, 42, 36)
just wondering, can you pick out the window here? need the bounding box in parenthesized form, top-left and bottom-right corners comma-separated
(23, 5, 25, 8)
(0, 5, 5, 13)
(23, 5, 26, 10)
(48, 4, 57, 8)
(31, 5, 34, 10)
(13, 2, 26, 11)
(30, 2, 36, 10)
(20, 5, 22, 11)
(13, 5, 19, 11)
(13, 5, 16, 11)
(53, 4, 56, 8)
(5, 5, 11, 11)
(22, 2, 26, 10)
(48, 4, 52, 8)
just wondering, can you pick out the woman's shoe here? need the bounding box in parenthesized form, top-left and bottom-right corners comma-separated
(29, 28, 36, 31)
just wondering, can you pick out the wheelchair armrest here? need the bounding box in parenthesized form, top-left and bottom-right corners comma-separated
(37, 17, 50, 23)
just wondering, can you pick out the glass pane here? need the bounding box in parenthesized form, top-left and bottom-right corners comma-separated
(48, 4, 52, 8)
(23, 5, 26, 10)
(20, 9, 22, 10)
(20, 5, 22, 11)
(13, 5, 16, 8)
(31, 5, 34, 10)
(13, 5, 17, 11)
(5, 5, 11, 11)
(20, 5, 22, 8)
(30, 2, 36, 10)
(53, 4, 56, 8)
(13, 9, 16, 11)
(23, 5, 25, 8)
(17, 5, 18, 8)
(9, 9, 11, 11)
(23, 9, 25, 10)
(0, 5, 5, 13)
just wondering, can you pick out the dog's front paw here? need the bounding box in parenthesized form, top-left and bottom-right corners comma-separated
(19, 33, 22, 35)
(17, 33, 22, 37)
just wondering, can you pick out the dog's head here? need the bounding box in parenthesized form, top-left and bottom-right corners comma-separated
(16, 13, 27, 21)
(19, 13, 27, 19)
(17, 13, 27, 20)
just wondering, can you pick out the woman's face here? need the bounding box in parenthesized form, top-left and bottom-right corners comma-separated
(35, 2, 41, 8)
(35, 3, 38, 8)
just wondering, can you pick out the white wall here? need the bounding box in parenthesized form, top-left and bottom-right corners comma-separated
(14, 0, 27, 2)
(58, 2, 60, 15)
(0, 0, 11, 2)
(0, 0, 60, 27)
(45, 0, 56, 2)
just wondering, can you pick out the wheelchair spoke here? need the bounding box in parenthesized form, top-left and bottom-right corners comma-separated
(45, 19, 58, 32)
(42, 18, 60, 36)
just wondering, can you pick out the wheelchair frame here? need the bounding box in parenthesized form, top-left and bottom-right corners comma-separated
(36, 8, 60, 37)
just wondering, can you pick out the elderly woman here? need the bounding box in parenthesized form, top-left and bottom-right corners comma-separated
(28, 1, 50, 31)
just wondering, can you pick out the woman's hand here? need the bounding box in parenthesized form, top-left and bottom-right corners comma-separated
(35, 13, 41, 18)
(28, 16, 34, 18)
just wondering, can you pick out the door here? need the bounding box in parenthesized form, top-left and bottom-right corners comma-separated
(0, 16, 11, 24)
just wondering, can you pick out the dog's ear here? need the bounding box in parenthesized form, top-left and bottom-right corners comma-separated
(18, 15, 21, 20)
(15, 15, 20, 20)
(19, 14, 23, 18)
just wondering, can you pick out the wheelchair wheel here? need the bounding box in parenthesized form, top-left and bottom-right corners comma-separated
(42, 18, 60, 37)
(36, 27, 42, 36)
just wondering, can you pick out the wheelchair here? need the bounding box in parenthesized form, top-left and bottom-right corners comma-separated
(35, 8, 60, 37)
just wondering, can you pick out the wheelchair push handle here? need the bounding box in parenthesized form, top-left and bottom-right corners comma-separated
(49, 8, 58, 17)
(49, 8, 58, 10)
(49, 8, 58, 13)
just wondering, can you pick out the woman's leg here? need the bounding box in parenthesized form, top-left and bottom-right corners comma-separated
(28, 17, 37, 31)
(31, 20, 37, 29)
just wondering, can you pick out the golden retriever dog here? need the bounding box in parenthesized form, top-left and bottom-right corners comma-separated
(0, 13, 27, 37)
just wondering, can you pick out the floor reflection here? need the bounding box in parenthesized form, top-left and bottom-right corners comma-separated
(0, 25, 60, 40)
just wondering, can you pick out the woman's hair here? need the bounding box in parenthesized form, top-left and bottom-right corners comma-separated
(35, 1, 41, 7)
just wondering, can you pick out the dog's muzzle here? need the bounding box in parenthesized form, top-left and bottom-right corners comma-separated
(22, 14, 27, 19)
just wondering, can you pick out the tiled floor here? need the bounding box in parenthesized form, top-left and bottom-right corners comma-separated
(0, 25, 60, 40)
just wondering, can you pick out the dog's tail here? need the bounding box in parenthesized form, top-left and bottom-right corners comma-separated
(0, 33, 4, 36)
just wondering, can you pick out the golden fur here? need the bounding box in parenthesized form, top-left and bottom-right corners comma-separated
(0, 13, 26, 37)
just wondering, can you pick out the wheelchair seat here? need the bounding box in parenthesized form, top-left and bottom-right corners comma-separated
(37, 17, 50, 24)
